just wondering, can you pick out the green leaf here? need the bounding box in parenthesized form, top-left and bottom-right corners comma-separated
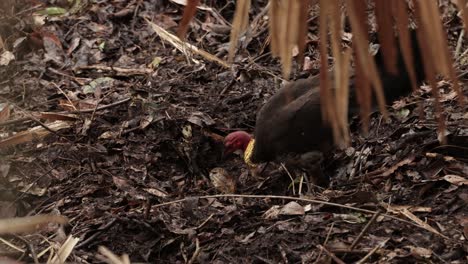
(38, 7, 67, 16)
(150, 57, 162, 68)
(397, 108, 410, 119)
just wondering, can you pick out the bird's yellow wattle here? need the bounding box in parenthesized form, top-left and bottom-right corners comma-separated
(244, 139, 257, 168)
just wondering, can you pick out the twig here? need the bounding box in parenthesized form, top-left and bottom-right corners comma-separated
(0, 117, 32, 127)
(74, 65, 152, 76)
(51, 83, 77, 111)
(281, 163, 296, 195)
(187, 238, 200, 264)
(314, 223, 335, 264)
(278, 244, 288, 263)
(455, 29, 465, 58)
(0, 98, 71, 142)
(349, 210, 381, 250)
(196, 214, 214, 230)
(70, 98, 131, 114)
(316, 245, 346, 264)
(75, 219, 118, 249)
(355, 244, 382, 264)
(90, 92, 113, 123)
(145, 17, 230, 69)
(15, 235, 39, 264)
(47, 67, 91, 83)
(150, 194, 449, 239)
(0, 98, 131, 127)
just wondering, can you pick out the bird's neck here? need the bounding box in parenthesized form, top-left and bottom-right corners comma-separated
(243, 139, 257, 168)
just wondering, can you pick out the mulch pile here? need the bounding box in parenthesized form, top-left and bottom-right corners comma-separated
(0, 0, 466, 262)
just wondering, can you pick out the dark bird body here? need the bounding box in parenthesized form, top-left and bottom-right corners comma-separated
(224, 30, 426, 186)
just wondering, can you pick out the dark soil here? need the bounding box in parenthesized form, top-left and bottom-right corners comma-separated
(0, 0, 467, 263)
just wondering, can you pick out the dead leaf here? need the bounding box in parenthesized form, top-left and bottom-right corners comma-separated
(39, 112, 79, 122)
(385, 205, 447, 239)
(0, 121, 72, 149)
(20, 183, 47, 196)
(81, 118, 92, 136)
(0, 104, 10, 122)
(143, 188, 168, 198)
(440, 90, 458, 102)
(82, 77, 115, 95)
(43, 35, 64, 65)
(154, 14, 178, 29)
(58, 99, 78, 111)
(263, 205, 281, 219)
(188, 111, 215, 127)
(237, 231, 256, 244)
(66, 37, 81, 56)
(0, 161, 10, 178)
(182, 125, 192, 139)
(209, 167, 236, 194)
(333, 213, 367, 224)
(456, 215, 468, 239)
(406, 246, 432, 259)
(302, 56, 313, 71)
(443, 174, 468, 186)
(112, 176, 131, 190)
(0, 51, 15, 66)
(279, 201, 305, 216)
(382, 155, 416, 177)
(140, 115, 154, 129)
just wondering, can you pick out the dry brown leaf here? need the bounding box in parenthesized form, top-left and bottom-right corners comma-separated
(0, 120, 72, 149)
(279, 201, 305, 216)
(263, 205, 281, 219)
(406, 246, 433, 259)
(143, 187, 168, 198)
(443, 175, 468, 186)
(209, 167, 236, 194)
(382, 155, 416, 177)
(39, 112, 79, 122)
(112, 176, 132, 190)
(385, 205, 447, 239)
(0, 104, 10, 122)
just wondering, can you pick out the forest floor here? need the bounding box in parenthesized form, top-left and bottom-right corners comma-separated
(0, 0, 467, 263)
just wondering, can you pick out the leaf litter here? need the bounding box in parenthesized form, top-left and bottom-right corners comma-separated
(0, 0, 466, 263)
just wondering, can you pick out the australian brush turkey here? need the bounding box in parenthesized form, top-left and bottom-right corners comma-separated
(224, 29, 426, 187)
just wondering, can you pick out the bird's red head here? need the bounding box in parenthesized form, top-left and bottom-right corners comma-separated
(223, 131, 252, 156)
